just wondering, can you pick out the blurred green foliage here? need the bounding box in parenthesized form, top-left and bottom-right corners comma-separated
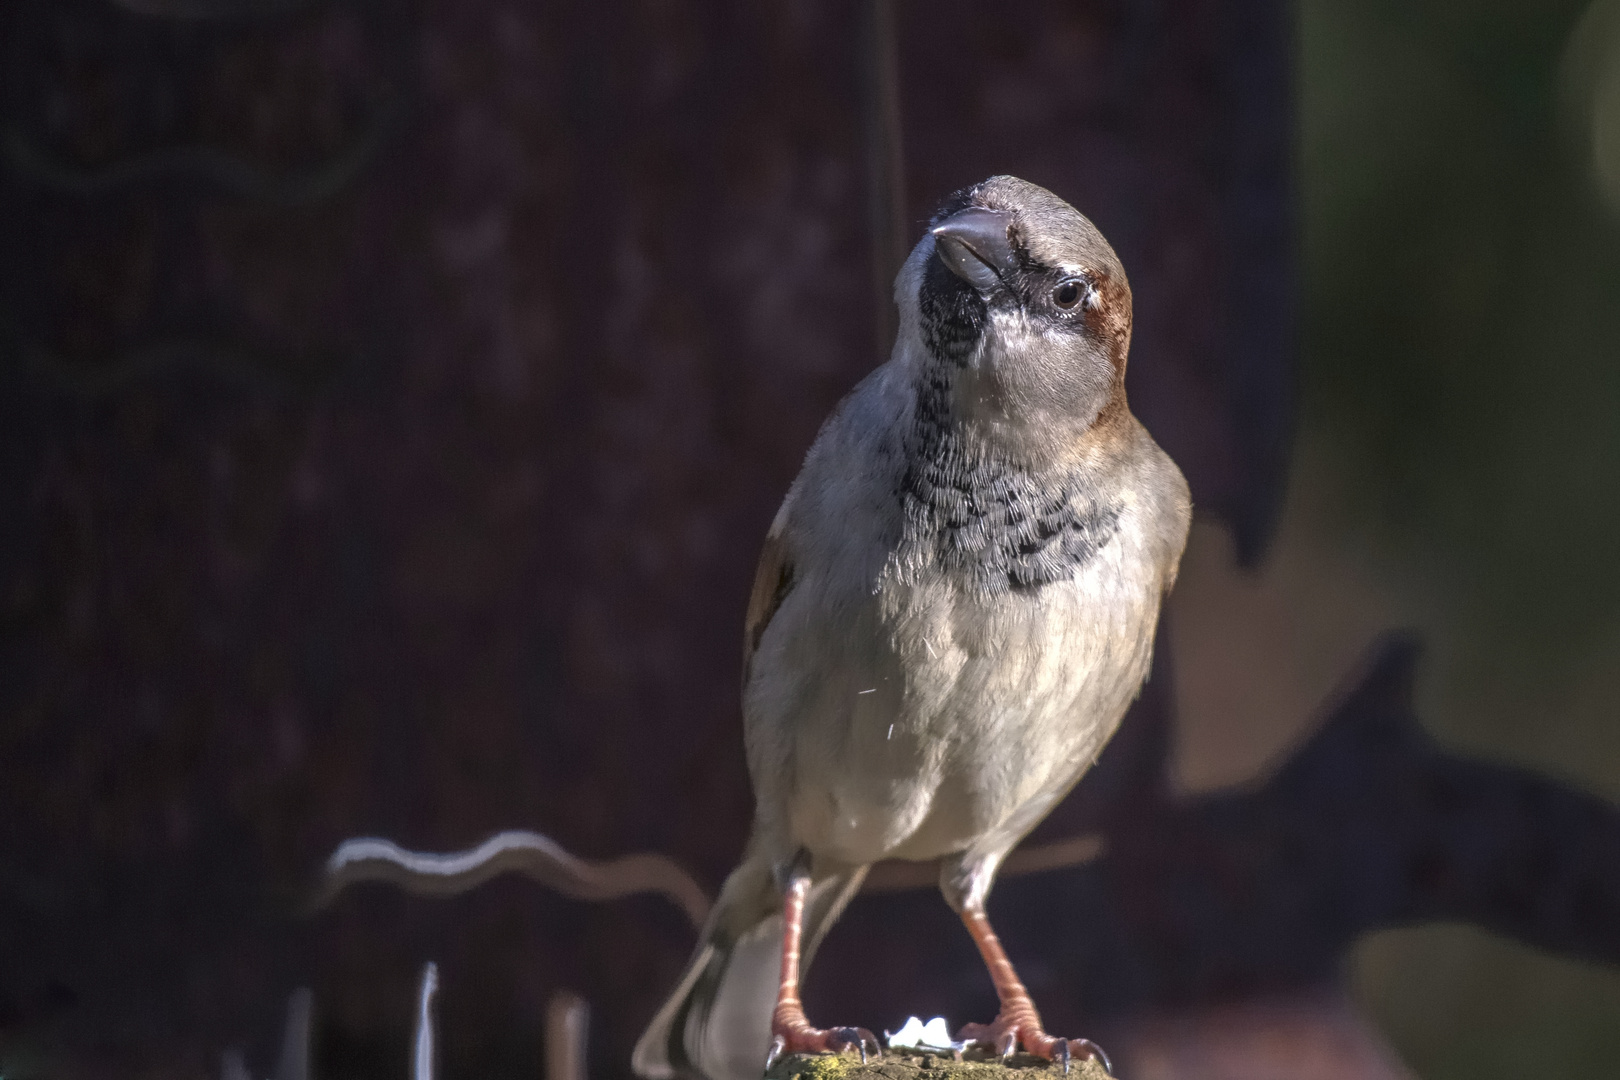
(1304, 0, 1620, 648)
(1353, 926, 1620, 1080)
(1302, 1, 1620, 1076)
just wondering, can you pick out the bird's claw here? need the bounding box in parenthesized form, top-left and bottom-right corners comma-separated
(1048, 1037, 1111, 1076)
(1066, 1038, 1110, 1076)
(826, 1026, 881, 1063)
(764, 1035, 787, 1071)
(954, 1021, 1112, 1075)
(766, 1025, 880, 1069)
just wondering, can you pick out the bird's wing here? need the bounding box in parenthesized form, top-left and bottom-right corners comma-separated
(742, 496, 795, 687)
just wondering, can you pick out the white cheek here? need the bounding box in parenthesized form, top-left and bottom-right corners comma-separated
(988, 308, 1042, 355)
(978, 308, 1113, 422)
(984, 310, 1070, 396)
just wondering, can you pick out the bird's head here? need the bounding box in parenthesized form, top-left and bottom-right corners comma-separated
(895, 176, 1132, 455)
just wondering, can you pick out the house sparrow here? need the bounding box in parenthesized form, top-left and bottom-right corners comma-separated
(634, 176, 1190, 1080)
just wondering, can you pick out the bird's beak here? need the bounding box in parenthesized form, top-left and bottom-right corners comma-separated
(931, 207, 1016, 291)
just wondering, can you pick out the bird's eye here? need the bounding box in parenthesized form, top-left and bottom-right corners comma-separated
(1052, 279, 1084, 310)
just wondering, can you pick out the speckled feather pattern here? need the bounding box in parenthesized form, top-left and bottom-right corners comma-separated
(897, 366, 1124, 594)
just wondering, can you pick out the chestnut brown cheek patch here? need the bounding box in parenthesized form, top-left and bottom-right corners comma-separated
(1082, 274, 1132, 370)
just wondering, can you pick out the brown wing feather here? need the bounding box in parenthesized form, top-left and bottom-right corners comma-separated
(742, 503, 795, 687)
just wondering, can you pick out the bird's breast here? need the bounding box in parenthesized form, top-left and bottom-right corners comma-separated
(757, 528, 1161, 867)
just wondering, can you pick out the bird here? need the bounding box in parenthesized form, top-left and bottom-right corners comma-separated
(633, 175, 1191, 1080)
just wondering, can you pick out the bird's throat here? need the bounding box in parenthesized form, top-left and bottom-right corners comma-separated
(896, 370, 1121, 594)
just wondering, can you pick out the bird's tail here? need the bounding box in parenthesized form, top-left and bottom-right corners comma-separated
(633, 855, 866, 1080)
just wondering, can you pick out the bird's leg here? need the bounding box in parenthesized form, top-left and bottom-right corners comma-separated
(955, 904, 1111, 1075)
(764, 864, 879, 1070)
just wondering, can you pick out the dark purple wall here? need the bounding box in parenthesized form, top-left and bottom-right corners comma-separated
(0, 2, 1292, 1078)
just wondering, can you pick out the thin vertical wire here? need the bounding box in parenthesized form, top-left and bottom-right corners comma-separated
(274, 988, 313, 1080)
(413, 963, 439, 1080)
(544, 992, 590, 1080)
(861, 0, 907, 359)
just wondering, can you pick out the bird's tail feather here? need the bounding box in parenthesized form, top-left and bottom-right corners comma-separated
(633, 857, 866, 1080)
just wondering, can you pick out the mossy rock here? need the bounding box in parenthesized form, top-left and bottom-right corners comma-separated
(764, 1051, 1111, 1080)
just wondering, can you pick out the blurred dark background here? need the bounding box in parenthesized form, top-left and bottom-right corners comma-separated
(0, 2, 1617, 1080)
